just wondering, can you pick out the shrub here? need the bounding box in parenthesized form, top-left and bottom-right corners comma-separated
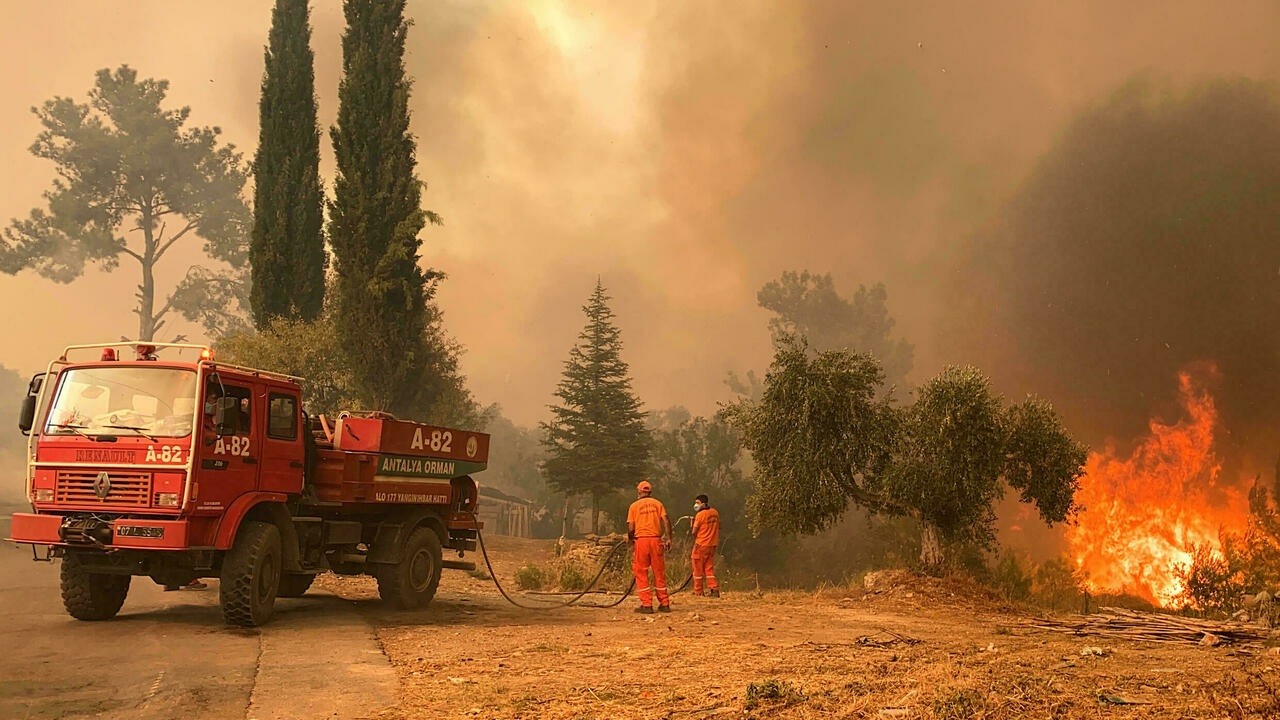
(744, 679, 806, 710)
(1179, 543, 1245, 613)
(558, 564, 588, 591)
(933, 688, 988, 719)
(1176, 529, 1280, 614)
(991, 552, 1032, 602)
(513, 565, 545, 590)
(1031, 557, 1084, 611)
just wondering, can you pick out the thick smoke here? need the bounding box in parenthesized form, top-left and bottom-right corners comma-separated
(1, 1, 1279, 432)
(954, 79, 1280, 478)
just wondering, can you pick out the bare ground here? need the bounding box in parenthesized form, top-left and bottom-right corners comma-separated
(319, 536, 1280, 720)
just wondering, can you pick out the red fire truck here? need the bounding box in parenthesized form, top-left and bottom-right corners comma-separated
(7, 342, 489, 627)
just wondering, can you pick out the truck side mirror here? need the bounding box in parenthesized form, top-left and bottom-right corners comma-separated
(18, 396, 37, 435)
(213, 396, 240, 436)
(18, 373, 45, 435)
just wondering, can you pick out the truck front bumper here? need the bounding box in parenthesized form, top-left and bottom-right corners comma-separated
(8, 513, 191, 550)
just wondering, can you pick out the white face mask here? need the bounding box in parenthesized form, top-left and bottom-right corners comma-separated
(693, 502, 703, 512)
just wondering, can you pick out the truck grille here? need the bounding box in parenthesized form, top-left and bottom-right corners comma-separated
(55, 470, 153, 507)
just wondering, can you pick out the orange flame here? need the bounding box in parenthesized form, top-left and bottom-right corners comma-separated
(1066, 369, 1249, 607)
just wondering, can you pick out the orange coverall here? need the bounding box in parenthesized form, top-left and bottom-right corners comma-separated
(691, 506, 720, 595)
(627, 496, 671, 608)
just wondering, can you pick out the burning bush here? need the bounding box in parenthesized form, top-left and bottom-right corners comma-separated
(1178, 529, 1280, 615)
(1178, 544, 1244, 613)
(1068, 368, 1251, 608)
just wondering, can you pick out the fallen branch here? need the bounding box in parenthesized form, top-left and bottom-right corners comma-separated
(1029, 607, 1269, 647)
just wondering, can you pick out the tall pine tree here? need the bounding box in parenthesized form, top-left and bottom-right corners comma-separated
(328, 0, 442, 414)
(541, 281, 651, 534)
(251, 0, 326, 326)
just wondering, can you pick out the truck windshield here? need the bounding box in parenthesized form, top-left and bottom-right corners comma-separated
(44, 366, 198, 439)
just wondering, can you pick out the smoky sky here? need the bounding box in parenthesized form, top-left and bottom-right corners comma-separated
(1, 1, 1278, 431)
(953, 78, 1280, 477)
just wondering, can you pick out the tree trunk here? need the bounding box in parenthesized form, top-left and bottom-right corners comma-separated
(138, 259, 156, 341)
(590, 494, 600, 535)
(919, 521, 944, 571)
(137, 207, 157, 341)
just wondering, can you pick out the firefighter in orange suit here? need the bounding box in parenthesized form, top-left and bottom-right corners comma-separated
(691, 493, 721, 597)
(627, 480, 673, 613)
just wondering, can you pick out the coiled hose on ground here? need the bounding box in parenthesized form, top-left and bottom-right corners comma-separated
(472, 513, 710, 610)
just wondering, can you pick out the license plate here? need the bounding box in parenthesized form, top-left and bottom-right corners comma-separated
(116, 525, 164, 538)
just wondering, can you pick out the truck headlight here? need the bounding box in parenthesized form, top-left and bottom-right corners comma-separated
(156, 492, 180, 507)
(34, 488, 53, 502)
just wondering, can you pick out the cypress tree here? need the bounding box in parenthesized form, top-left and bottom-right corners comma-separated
(328, 0, 442, 413)
(541, 281, 652, 534)
(250, 0, 326, 326)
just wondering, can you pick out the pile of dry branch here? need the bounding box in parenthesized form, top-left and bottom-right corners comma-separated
(556, 534, 626, 565)
(1030, 606, 1272, 647)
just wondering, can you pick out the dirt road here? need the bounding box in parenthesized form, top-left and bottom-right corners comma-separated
(0, 517, 395, 720)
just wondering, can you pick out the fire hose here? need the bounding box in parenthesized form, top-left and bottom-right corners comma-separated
(470, 513, 713, 610)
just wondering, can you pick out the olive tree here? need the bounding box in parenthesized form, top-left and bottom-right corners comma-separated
(726, 336, 1086, 569)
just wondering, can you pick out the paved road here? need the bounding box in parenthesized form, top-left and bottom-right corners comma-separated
(0, 521, 397, 720)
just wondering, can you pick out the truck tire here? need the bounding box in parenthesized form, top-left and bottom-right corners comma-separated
(277, 573, 315, 598)
(220, 521, 282, 627)
(60, 553, 131, 621)
(377, 527, 442, 610)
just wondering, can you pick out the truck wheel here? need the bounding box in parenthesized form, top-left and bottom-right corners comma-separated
(220, 521, 281, 627)
(377, 527, 442, 610)
(277, 573, 315, 598)
(60, 553, 131, 621)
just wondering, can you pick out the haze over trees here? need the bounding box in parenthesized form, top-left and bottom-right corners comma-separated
(647, 408, 786, 568)
(0, 364, 30, 505)
(219, 309, 483, 428)
(758, 270, 914, 391)
(485, 415, 552, 503)
(250, 0, 326, 326)
(541, 281, 651, 534)
(0, 66, 251, 341)
(725, 336, 1086, 569)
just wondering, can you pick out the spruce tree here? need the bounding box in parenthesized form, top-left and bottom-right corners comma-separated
(328, 0, 442, 413)
(250, 0, 326, 326)
(541, 281, 652, 534)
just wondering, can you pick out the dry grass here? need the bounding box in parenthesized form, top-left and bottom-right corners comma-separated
(322, 536, 1280, 720)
